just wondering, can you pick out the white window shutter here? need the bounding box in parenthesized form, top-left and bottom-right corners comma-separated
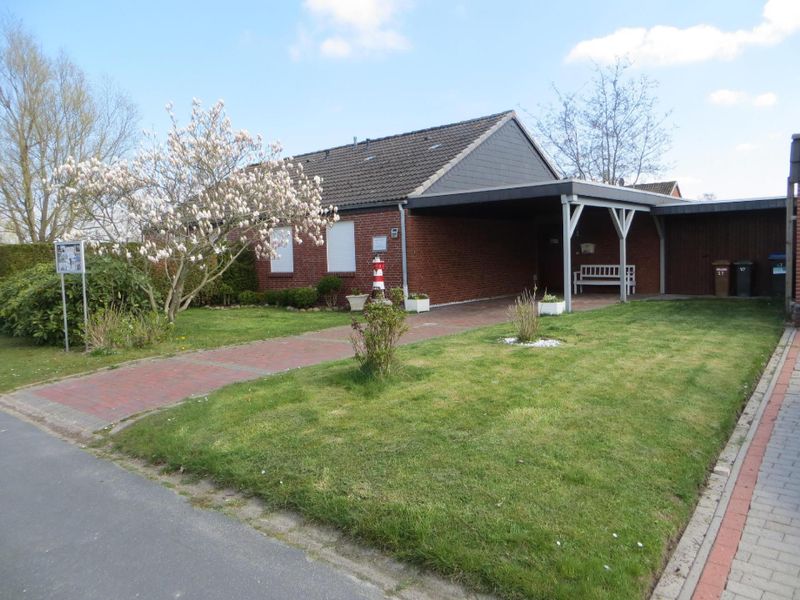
(270, 227, 294, 273)
(326, 221, 356, 272)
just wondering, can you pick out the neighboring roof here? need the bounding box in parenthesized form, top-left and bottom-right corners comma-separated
(287, 111, 556, 210)
(628, 181, 681, 197)
(407, 178, 689, 211)
(653, 196, 787, 215)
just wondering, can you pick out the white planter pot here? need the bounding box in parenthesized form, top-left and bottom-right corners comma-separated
(405, 298, 430, 313)
(538, 301, 565, 316)
(346, 294, 369, 312)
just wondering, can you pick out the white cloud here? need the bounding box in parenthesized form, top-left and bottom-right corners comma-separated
(753, 92, 778, 107)
(708, 89, 748, 106)
(293, 0, 411, 59)
(567, 0, 800, 66)
(320, 37, 353, 58)
(707, 89, 779, 108)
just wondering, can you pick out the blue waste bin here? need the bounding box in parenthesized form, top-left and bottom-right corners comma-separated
(768, 253, 786, 297)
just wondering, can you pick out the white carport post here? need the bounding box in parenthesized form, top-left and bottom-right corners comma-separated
(608, 208, 635, 302)
(561, 194, 583, 313)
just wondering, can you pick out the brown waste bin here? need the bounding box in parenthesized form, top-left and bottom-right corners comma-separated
(713, 260, 731, 297)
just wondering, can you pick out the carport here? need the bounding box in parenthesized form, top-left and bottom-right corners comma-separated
(408, 182, 794, 311)
(407, 179, 680, 311)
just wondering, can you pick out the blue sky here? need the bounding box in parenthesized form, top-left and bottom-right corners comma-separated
(6, 0, 799, 199)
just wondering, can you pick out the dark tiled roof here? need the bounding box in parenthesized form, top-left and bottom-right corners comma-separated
(288, 112, 512, 209)
(628, 181, 679, 196)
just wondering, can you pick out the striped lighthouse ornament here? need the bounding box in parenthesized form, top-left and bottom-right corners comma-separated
(372, 255, 385, 298)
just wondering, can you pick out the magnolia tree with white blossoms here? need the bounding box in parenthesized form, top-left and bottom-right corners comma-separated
(53, 100, 336, 322)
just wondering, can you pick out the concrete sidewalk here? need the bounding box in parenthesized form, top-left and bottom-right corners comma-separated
(0, 295, 618, 438)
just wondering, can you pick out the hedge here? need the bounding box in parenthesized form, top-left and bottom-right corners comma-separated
(0, 243, 54, 280)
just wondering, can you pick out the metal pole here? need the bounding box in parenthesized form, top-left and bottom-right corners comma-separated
(60, 273, 69, 352)
(81, 267, 89, 352)
(561, 195, 572, 313)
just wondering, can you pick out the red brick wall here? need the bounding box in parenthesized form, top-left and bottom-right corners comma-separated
(255, 205, 662, 306)
(571, 207, 661, 295)
(255, 208, 403, 302)
(405, 212, 538, 304)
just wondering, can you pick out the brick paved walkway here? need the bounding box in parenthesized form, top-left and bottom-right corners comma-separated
(0, 295, 616, 438)
(686, 330, 800, 600)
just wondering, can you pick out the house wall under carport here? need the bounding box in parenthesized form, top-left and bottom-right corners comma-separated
(405, 212, 539, 304)
(663, 208, 784, 296)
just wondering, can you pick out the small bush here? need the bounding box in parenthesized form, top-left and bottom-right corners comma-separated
(264, 289, 289, 306)
(287, 286, 318, 308)
(238, 290, 260, 305)
(408, 292, 428, 299)
(350, 288, 409, 378)
(86, 305, 171, 352)
(540, 290, 561, 302)
(508, 288, 539, 343)
(316, 275, 343, 308)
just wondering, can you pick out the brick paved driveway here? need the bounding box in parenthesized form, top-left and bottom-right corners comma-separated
(1, 296, 617, 437)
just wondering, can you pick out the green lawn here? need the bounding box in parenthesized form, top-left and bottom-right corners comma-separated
(112, 300, 782, 599)
(0, 307, 351, 392)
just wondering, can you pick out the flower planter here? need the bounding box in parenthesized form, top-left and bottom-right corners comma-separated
(405, 297, 430, 313)
(346, 294, 369, 312)
(538, 300, 565, 316)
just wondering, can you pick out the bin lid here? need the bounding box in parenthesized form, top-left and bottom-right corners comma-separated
(768, 253, 786, 261)
(712, 260, 731, 266)
(733, 260, 753, 266)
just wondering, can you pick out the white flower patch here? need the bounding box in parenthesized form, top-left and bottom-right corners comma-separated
(502, 337, 561, 348)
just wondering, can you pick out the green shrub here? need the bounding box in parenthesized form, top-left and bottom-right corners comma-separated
(316, 275, 343, 308)
(238, 290, 260, 305)
(220, 248, 257, 296)
(85, 305, 172, 353)
(0, 243, 54, 280)
(0, 256, 157, 345)
(287, 286, 318, 308)
(264, 289, 289, 306)
(350, 288, 409, 377)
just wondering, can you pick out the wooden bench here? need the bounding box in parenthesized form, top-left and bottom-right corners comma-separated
(573, 264, 636, 295)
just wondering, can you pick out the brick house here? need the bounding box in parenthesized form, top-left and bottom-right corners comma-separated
(259, 111, 792, 309)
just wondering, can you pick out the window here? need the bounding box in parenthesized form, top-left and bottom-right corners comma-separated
(270, 226, 293, 273)
(327, 221, 356, 272)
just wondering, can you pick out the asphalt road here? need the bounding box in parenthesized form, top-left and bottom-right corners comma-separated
(0, 410, 385, 600)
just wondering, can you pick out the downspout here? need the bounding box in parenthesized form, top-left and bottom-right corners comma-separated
(398, 203, 409, 299)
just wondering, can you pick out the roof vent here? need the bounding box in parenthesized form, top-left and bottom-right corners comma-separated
(366, 138, 370, 150)
(353, 136, 357, 148)
(364, 155, 375, 162)
(324, 149, 330, 158)
(429, 143, 442, 150)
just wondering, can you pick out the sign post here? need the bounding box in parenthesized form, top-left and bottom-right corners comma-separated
(54, 241, 87, 352)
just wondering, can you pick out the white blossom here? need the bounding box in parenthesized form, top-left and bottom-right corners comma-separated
(51, 99, 335, 321)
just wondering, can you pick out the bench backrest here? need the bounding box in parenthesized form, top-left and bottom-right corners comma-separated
(579, 264, 635, 279)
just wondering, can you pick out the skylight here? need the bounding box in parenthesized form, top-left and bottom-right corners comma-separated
(364, 155, 375, 161)
(428, 143, 442, 150)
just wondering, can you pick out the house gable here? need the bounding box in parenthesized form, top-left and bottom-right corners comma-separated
(420, 118, 558, 196)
